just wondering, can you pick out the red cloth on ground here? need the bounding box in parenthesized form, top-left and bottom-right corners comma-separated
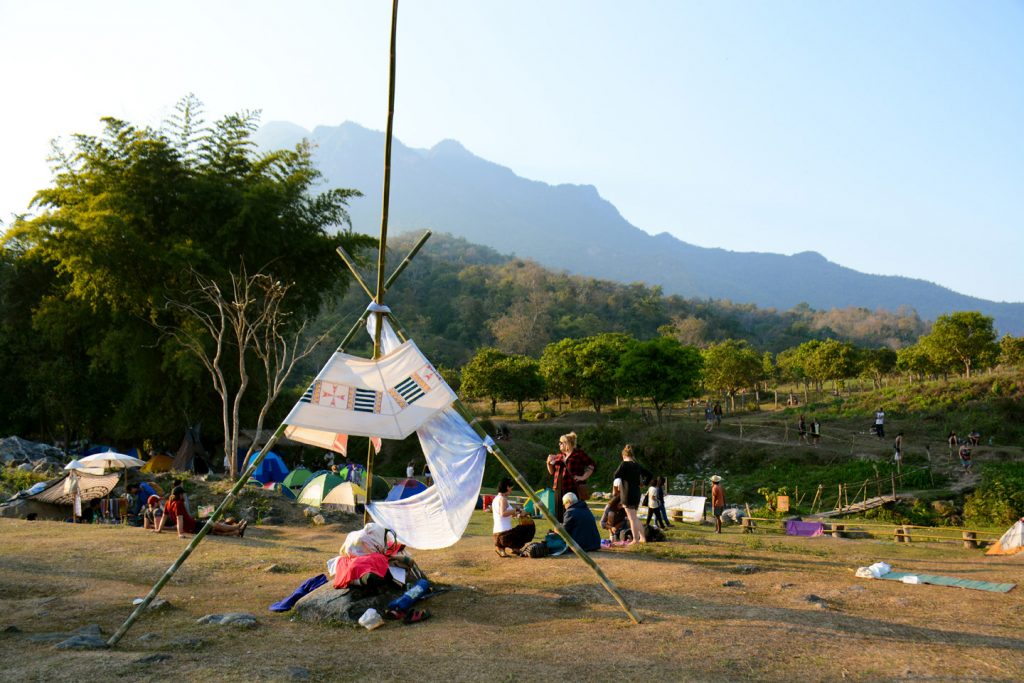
(164, 498, 196, 534)
(333, 554, 390, 589)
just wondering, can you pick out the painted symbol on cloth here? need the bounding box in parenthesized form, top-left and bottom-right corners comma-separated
(300, 381, 381, 414)
(388, 364, 444, 409)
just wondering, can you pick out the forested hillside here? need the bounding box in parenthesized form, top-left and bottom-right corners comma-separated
(329, 232, 929, 367)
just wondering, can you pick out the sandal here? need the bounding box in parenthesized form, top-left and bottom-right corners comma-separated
(384, 609, 405, 621)
(494, 547, 508, 557)
(403, 608, 430, 624)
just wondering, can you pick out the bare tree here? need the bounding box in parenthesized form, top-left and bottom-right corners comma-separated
(164, 263, 332, 479)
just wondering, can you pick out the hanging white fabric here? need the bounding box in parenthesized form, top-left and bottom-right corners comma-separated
(282, 338, 457, 443)
(364, 316, 489, 549)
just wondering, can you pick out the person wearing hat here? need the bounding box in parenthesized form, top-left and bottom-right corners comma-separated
(710, 475, 725, 533)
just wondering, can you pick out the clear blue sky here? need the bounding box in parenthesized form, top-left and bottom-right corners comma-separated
(2, 1, 1022, 302)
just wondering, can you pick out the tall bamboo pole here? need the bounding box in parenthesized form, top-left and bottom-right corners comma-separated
(364, 0, 400, 524)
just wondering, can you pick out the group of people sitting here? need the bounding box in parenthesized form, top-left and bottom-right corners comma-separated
(135, 480, 247, 539)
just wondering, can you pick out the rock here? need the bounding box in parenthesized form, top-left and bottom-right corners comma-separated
(261, 515, 283, 525)
(303, 507, 318, 518)
(803, 594, 830, 609)
(722, 580, 743, 587)
(733, 565, 758, 574)
(137, 632, 160, 642)
(776, 583, 796, 590)
(3, 625, 21, 633)
(0, 436, 65, 466)
(286, 666, 311, 680)
(168, 637, 205, 649)
(75, 624, 103, 636)
(134, 653, 172, 665)
(16, 463, 33, 472)
(294, 585, 402, 627)
(311, 514, 327, 526)
(197, 612, 258, 628)
(147, 598, 171, 612)
(55, 634, 107, 650)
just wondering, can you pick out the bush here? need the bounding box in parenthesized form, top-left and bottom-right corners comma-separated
(963, 463, 1024, 527)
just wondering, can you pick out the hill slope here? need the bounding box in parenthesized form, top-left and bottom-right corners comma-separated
(256, 121, 1024, 334)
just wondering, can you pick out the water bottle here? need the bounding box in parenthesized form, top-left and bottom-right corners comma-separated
(358, 608, 383, 630)
(387, 578, 431, 612)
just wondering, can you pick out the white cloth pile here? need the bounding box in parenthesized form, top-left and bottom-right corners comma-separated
(855, 561, 892, 579)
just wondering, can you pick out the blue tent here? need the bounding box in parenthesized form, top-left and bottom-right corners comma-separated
(247, 450, 290, 485)
(385, 478, 428, 501)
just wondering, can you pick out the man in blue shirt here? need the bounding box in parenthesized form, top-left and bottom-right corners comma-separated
(128, 482, 158, 516)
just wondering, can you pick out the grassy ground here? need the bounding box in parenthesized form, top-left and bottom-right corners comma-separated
(2, 511, 1024, 682)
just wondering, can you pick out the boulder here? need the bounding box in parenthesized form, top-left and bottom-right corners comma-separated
(197, 612, 258, 628)
(294, 585, 402, 627)
(0, 436, 64, 466)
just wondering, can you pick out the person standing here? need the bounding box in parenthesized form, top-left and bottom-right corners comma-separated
(959, 442, 973, 472)
(710, 475, 726, 533)
(798, 415, 808, 444)
(704, 403, 715, 432)
(811, 418, 821, 447)
(874, 408, 886, 438)
(645, 478, 663, 529)
(947, 431, 959, 460)
(655, 476, 673, 528)
(547, 432, 594, 518)
(406, 460, 416, 479)
(613, 445, 652, 544)
(893, 433, 903, 471)
(713, 402, 723, 426)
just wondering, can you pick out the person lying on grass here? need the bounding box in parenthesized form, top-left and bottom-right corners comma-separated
(153, 486, 247, 539)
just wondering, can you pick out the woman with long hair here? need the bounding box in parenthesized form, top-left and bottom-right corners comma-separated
(492, 477, 534, 556)
(155, 486, 247, 539)
(612, 445, 652, 544)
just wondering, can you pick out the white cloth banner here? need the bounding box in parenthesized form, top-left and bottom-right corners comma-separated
(283, 339, 457, 442)
(361, 317, 487, 550)
(663, 495, 707, 522)
(367, 408, 490, 549)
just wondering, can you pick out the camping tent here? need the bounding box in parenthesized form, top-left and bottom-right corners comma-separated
(295, 472, 346, 508)
(321, 481, 367, 513)
(282, 466, 313, 491)
(385, 478, 428, 501)
(262, 481, 297, 500)
(246, 450, 289, 485)
(140, 453, 174, 473)
(171, 425, 209, 473)
(987, 518, 1024, 555)
(524, 488, 557, 518)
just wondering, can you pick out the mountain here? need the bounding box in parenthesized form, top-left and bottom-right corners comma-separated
(256, 121, 1024, 335)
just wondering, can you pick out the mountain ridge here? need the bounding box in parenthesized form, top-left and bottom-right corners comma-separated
(255, 121, 1024, 334)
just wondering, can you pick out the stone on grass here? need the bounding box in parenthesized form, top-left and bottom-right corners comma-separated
(803, 594, 830, 609)
(294, 585, 402, 627)
(197, 612, 259, 628)
(55, 634, 107, 650)
(3, 625, 21, 633)
(733, 565, 758, 574)
(286, 666, 311, 680)
(168, 636, 205, 649)
(311, 514, 327, 526)
(147, 598, 171, 612)
(722, 580, 743, 587)
(135, 653, 172, 665)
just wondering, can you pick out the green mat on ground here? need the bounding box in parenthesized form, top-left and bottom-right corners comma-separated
(880, 571, 1015, 593)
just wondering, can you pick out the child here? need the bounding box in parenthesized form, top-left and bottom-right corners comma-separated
(142, 495, 163, 530)
(645, 478, 663, 528)
(654, 477, 672, 528)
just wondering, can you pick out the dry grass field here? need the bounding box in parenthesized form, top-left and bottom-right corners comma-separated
(2, 513, 1023, 682)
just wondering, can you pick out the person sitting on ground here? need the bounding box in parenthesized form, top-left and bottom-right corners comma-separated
(127, 482, 159, 516)
(155, 486, 247, 539)
(171, 478, 191, 515)
(561, 492, 601, 552)
(599, 493, 630, 541)
(492, 477, 534, 557)
(969, 429, 981, 447)
(142, 495, 163, 530)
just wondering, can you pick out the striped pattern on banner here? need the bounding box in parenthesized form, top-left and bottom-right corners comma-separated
(390, 374, 429, 408)
(353, 388, 382, 413)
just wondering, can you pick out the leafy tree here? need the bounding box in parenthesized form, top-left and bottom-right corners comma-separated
(2, 96, 370, 445)
(803, 339, 856, 394)
(616, 337, 702, 422)
(540, 337, 583, 409)
(497, 355, 545, 421)
(574, 333, 636, 413)
(701, 339, 763, 409)
(460, 347, 509, 415)
(857, 347, 898, 389)
(919, 312, 999, 378)
(999, 335, 1024, 369)
(895, 343, 938, 382)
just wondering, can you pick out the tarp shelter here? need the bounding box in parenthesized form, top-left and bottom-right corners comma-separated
(385, 478, 428, 501)
(663, 495, 707, 522)
(247, 450, 289, 485)
(524, 488, 557, 518)
(140, 453, 174, 473)
(171, 425, 209, 473)
(296, 472, 346, 508)
(987, 519, 1024, 555)
(321, 481, 367, 513)
(24, 472, 120, 504)
(282, 466, 313, 491)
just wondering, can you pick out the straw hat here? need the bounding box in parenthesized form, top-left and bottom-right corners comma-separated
(710, 475, 722, 483)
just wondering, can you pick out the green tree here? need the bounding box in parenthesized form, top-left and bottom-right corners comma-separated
(497, 355, 546, 421)
(999, 335, 1024, 369)
(574, 332, 636, 413)
(461, 347, 509, 415)
(895, 343, 937, 382)
(701, 339, 763, 409)
(803, 339, 856, 394)
(540, 337, 582, 409)
(2, 96, 370, 445)
(617, 337, 702, 422)
(857, 347, 898, 389)
(919, 312, 999, 378)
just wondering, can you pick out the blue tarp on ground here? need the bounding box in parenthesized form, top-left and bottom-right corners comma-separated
(246, 450, 290, 485)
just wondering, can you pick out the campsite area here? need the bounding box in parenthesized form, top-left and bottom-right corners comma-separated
(2, 503, 1023, 682)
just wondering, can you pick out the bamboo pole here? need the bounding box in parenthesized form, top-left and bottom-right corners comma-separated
(451, 401, 642, 624)
(108, 424, 287, 646)
(364, 0, 401, 525)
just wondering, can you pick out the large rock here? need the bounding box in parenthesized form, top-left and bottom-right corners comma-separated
(197, 613, 258, 628)
(0, 436, 64, 466)
(0, 499, 68, 521)
(294, 585, 402, 627)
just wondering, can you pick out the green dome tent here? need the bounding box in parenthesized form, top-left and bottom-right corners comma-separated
(296, 472, 346, 508)
(282, 466, 314, 491)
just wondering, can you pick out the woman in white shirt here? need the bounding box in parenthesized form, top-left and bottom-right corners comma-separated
(492, 477, 534, 557)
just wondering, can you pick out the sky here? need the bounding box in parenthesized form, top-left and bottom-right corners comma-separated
(2, 1, 1022, 303)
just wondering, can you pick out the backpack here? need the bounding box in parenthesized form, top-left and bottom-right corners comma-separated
(644, 525, 666, 543)
(521, 541, 549, 558)
(544, 531, 568, 556)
